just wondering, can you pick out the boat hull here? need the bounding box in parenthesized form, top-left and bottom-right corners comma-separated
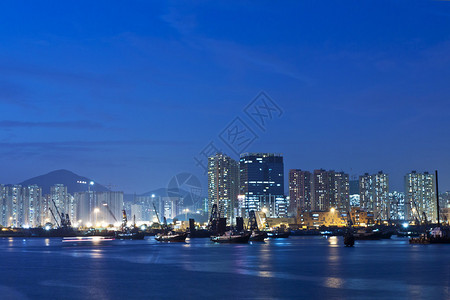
(211, 232, 251, 244)
(116, 231, 145, 240)
(267, 231, 290, 239)
(155, 232, 188, 242)
(250, 231, 268, 242)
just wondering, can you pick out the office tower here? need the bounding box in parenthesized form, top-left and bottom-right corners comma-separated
(359, 171, 390, 220)
(389, 191, 406, 220)
(239, 153, 286, 218)
(288, 169, 312, 214)
(405, 171, 436, 222)
(208, 153, 239, 220)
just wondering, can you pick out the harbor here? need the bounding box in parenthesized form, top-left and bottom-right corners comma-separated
(1, 235, 449, 299)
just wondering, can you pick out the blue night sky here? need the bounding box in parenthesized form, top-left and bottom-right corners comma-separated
(1, 1, 450, 193)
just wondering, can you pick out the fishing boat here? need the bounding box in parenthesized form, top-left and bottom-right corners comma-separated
(343, 231, 355, 247)
(353, 228, 383, 240)
(115, 210, 145, 240)
(116, 230, 145, 240)
(247, 210, 268, 241)
(249, 231, 268, 241)
(211, 231, 251, 244)
(267, 229, 290, 238)
(155, 231, 188, 242)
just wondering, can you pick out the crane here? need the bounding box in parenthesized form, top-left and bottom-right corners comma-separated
(152, 203, 162, 229)
(121, 210, 127, 231)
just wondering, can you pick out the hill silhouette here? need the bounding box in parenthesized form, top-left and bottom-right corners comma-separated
(19, 169, 109, 195)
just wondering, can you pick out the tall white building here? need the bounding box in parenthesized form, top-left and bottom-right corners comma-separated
(389, 191, 406, 220)
(359, 171, 390, 220)
(23, 185, 42, 227)
(208, 153, 239, 220)
(405, 171, 436, 222)
(50, 184, 70, 223)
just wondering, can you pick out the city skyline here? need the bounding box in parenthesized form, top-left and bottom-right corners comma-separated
(1, 1, 450, 194)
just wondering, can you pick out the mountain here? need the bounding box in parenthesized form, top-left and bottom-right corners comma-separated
(19, 169, 110, 195)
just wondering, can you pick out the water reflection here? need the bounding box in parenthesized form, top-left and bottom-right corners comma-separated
(1, 236, 449, 299)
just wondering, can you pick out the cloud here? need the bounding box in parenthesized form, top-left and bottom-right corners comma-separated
(0, 139, 193, 161)
(0, 120, 103, 129)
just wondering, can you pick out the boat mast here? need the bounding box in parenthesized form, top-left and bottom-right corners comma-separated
(435, 170, 440, 226)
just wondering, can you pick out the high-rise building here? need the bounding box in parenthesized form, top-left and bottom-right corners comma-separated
(288, 169, 312, 214)
(334, 172, 350, 214)
(349, 178, 360, 195)
(311, 170, 349, 213)
(359, 171, 390, 220)
(23, 185, 42, 227)
(405, 171, 436, 222)
(0, 184, 8, 227)
(96, 191, 123, 225)
(239, 153, 286, 218)
(208, 153, 239, 220)
(50, 184, 69, 220)
(75, 191, 123, 226)
(350, 194, 360, 207)
(9, 185, 22, 227)
(389, 191, 406, 220)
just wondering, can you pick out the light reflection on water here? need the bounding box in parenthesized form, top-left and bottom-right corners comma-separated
(1, 236, 449, 299)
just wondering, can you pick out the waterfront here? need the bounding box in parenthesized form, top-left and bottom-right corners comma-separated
(1, 236, 449, 299)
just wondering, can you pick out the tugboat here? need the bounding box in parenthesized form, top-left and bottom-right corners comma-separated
(247, 210, 268, 242)
(353, 228, 383, 240)
(115, 210, 145, 240)
(155, 230, 188, 242)
(267, 227, 291, 238)
(153, 204, 187, 242)
(343, 210, 355, 247)
(208, 204, 251, 244)
(188, 218, 212, 238)
(211, 231, 251, 244)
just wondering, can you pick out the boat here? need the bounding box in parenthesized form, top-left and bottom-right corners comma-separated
(353, 228, 383, 240)
(249, 231, 268, 242)
(267, 230, 290, 238)
(115, 230, 145, 240)
(343, 231, 355, 247)
(115, 210, 145, 240)
(211, 231, 251, 244)
(155, 231, 188, 242)
(62, 236, 115, 243)
(247, 210, 267, 241)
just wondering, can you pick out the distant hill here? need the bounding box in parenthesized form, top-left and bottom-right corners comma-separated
(19, 169, 110, 195)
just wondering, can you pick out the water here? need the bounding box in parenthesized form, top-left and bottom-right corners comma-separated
(0, 236, 449, 299)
